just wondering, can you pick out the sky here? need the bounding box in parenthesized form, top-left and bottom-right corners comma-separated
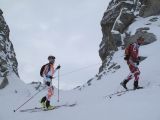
(0, 0, 109, 90)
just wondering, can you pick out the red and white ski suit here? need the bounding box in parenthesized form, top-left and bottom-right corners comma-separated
(46, 86, 54, 101)
(125, 42, 140, 81)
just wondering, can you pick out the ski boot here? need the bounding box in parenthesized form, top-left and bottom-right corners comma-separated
(133, 81, 143, 90)
(46, 105, 55, 110)
(120, 79, 129, 90)
(40, 96, 47, 108)
(45, 100, 55, 110)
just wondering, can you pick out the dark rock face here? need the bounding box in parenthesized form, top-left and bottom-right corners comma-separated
(99, 0, 158, 73)
(139, 0, 160, 17)
(112, 8, 135, 34)
(99, 0, 137, 71)
(0, 77, 8, 89)
(0, 9, 18, 89)
(123, 27, 156, 47)
(99, 0, 137, 62)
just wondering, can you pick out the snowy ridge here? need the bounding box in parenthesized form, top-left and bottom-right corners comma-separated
(0, 73, 29, 95)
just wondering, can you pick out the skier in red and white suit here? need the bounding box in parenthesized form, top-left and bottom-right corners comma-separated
(40, 55, 60, 109)
(121, 37, 144, 90)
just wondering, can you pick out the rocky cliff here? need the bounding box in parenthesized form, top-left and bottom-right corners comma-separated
(99, 0, 159, 73)
(0, 9, 18, 89)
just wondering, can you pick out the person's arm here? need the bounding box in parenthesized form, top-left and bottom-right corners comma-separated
(131, 44, 139, 64)
(54, 65, 61, 74)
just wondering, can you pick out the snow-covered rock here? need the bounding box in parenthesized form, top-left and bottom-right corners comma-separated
(0, 9, 18, 89)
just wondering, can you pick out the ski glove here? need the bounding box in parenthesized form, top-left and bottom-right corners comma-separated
(135, 60, 139, 65)
(56, 65, 61, 70)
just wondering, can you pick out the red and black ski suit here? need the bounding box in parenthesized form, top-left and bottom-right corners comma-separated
(125, 42, 140, 82)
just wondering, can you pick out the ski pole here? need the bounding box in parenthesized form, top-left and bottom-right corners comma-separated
(13, 88, 43, 112)
(57, 68, 60, 102)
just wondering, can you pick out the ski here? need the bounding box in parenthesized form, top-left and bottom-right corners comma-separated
(20, 107, 43, 113)
(20, 103, 76, 113)
(106, 87, 144, 99)
(105, 89, 133, 99)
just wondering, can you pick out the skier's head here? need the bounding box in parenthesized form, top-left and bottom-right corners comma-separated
(137, 36, 144, 45)
(48, 55, 55, 64)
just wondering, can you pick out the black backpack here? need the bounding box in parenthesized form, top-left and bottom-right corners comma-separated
(40, 63, 49, 77)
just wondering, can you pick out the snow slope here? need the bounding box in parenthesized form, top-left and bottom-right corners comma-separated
(0, 16, 160, 120)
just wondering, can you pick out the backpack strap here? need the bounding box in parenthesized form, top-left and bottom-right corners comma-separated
(44, 64, 55, 77)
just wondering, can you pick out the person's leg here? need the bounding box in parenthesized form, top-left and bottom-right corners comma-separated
(41, 96, 47, 103)
(121, 73, 133, 89)
(133, 68, 141, 89)
(46, 86, 54, 109)
(121, 64, 134, 89)
(40, 96, 47, 108)
(126, 72, 134, 81)
(45, 100, 50, 108)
